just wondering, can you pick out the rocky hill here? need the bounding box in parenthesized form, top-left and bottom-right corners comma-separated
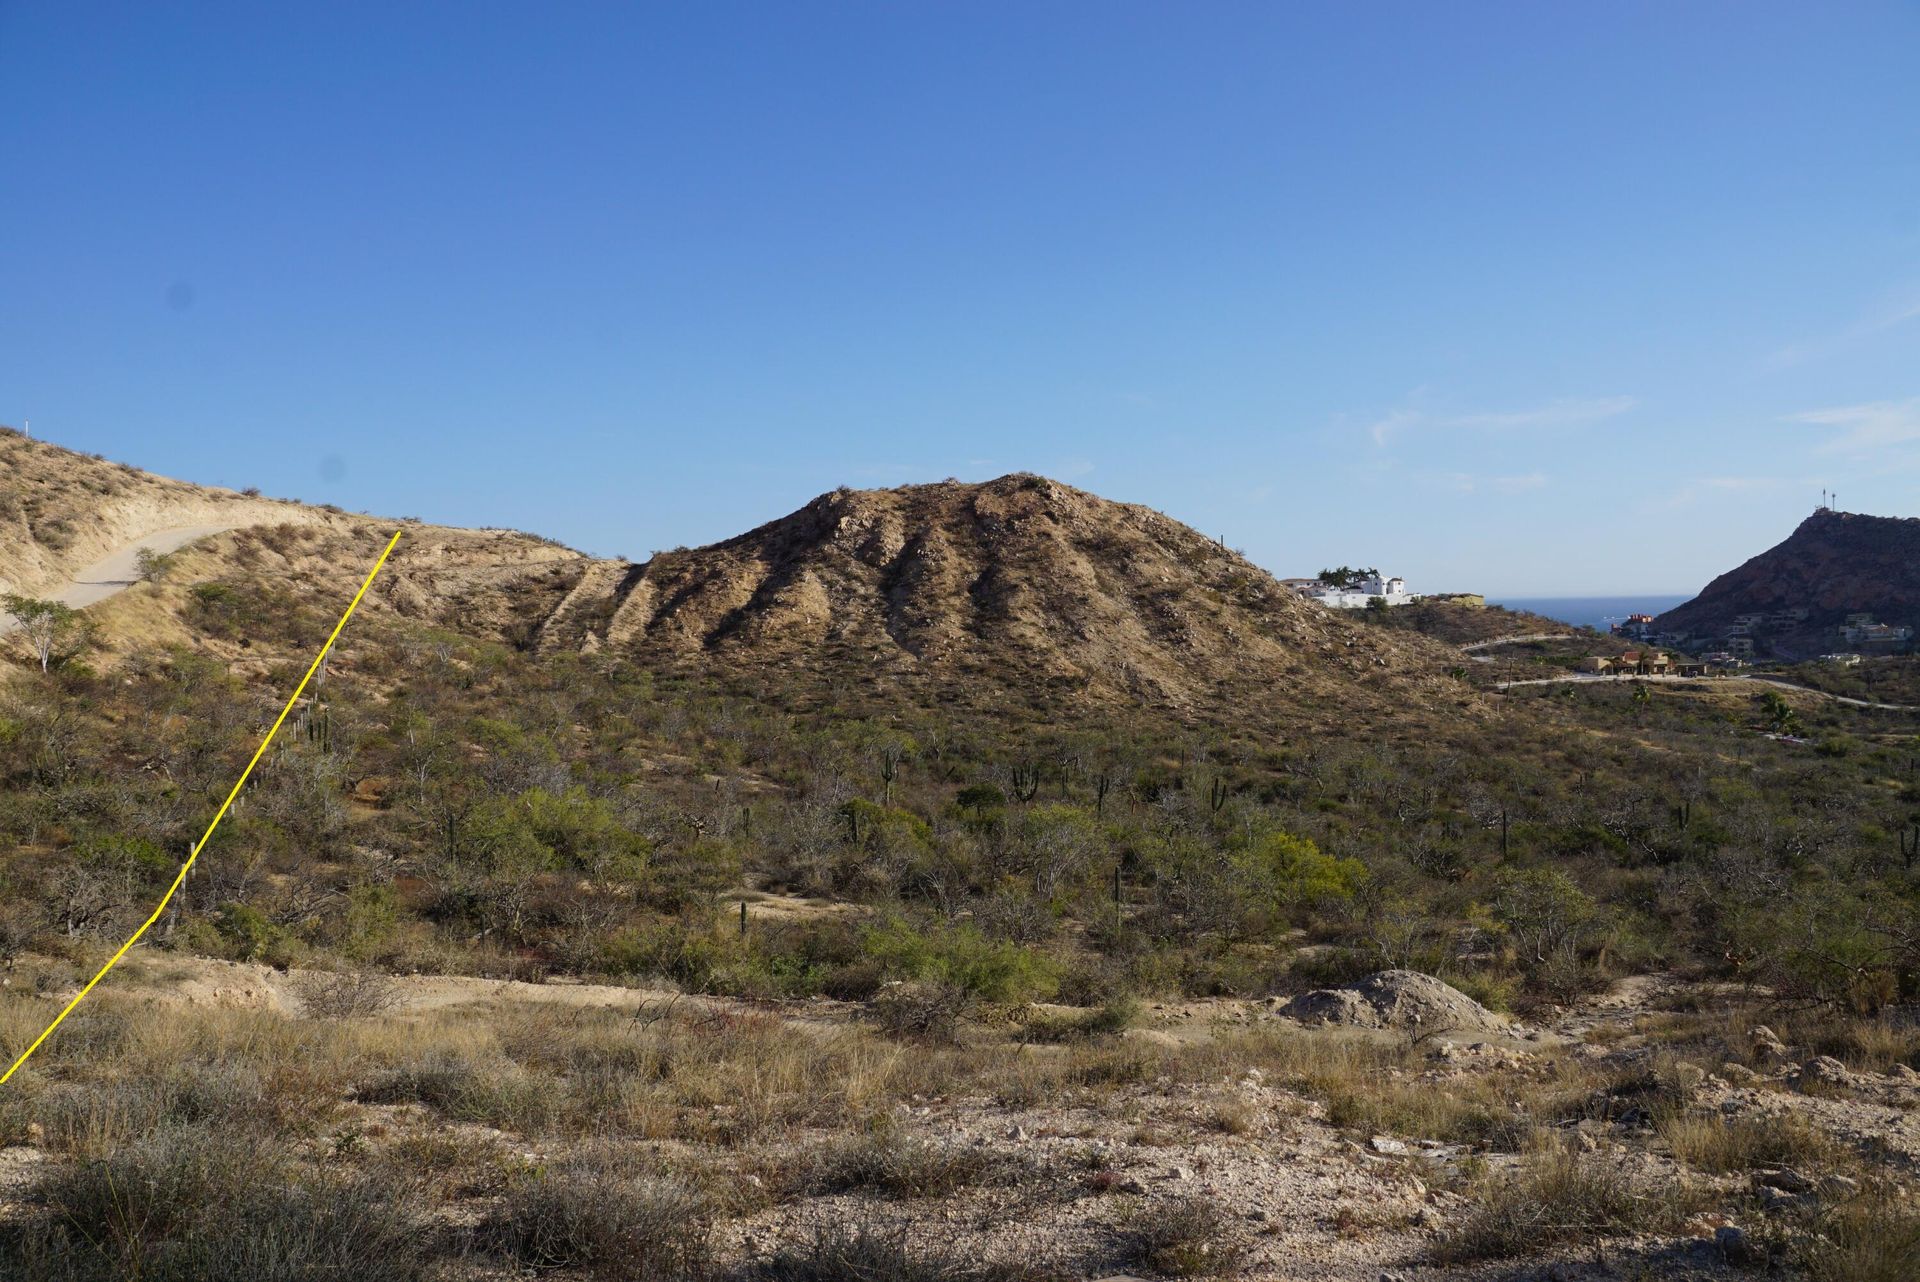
(530, 474, 1466, 725)
(1, 436, 1469, 727)
(1658, 508, 1920, 658)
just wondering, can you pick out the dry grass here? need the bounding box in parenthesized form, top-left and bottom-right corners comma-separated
(0, 976, 1913, 1282)
(1433, 1150, 1695, 1263)
(481, 1152, 714, 1281)
(0, 1126, 431, 1282)
(1797, 1189, 1920, 1282)
(1659, 1110, 1844, 1174)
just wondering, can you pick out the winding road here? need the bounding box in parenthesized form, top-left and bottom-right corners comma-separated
(1459, 631, 1579, 652)
(1494, 670, 1920, 713)
(0, 525, 232, 636)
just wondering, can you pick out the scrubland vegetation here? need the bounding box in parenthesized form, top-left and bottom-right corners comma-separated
(6, 577, 1919, 1021)
(5, 504, 1920, 1276)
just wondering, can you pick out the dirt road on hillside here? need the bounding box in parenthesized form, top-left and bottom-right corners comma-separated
(0, 524, 231, 636)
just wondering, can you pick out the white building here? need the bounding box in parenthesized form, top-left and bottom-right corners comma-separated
(1295, 572, 1419, 609)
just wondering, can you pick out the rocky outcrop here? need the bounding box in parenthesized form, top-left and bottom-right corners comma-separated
(1658, 509, 1920, 658)
(1281, 970, 1508, 1034)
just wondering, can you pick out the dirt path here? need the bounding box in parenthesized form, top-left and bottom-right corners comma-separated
(1459, 631, 1578, 651)
(1495, 670, 1920, 712)
(0, 524, 232, 635)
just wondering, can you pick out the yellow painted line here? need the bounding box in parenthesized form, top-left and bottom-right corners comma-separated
(0, 529, 403, 1086)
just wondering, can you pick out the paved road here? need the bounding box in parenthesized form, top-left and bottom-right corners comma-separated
(1494, 670, 1920, 713)
(1, 525, 231, 635)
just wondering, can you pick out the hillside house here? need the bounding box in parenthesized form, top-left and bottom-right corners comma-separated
(1292, 571, 1419, 609)
(1840, 618, 1913, 651)
(1611, 613, 1659, 641)
(1617, 650, 1672, 675)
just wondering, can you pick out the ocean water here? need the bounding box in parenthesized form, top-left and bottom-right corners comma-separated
(1488, 595, 1693, 632)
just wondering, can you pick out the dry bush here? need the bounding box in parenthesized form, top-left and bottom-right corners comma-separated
(481, 1154, 713, 1281)
(1016, 996, 1137, 1043)
(1117, 1195, 1247, 1277)
(0, 1127, 430, 1281)
(750, 1219, 1046, 1282)
(293, 969, 402, 1019)
(1434, 1151, 1689, 1262)
(867, 980, 975, 1042)
(794, 1128, 1030, 1199)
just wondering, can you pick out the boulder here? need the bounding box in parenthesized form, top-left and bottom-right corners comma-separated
(1715, 1224, 1759, 1264)
(1790, 1056, 1855, 1092)
(1282, 970, 1507, 1034)
(1749, 1025, 1790, 1064)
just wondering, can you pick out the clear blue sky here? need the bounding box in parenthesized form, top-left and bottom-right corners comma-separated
(4, 3, 1918, 596)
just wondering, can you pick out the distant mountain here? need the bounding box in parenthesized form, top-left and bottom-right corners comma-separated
(1658, 508, 1920, 658)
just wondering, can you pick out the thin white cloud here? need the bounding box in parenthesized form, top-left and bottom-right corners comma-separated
(1367, 396, 1637, 446)
(1788, 398, 1920, 453)
(1770, 298, 1920, 368)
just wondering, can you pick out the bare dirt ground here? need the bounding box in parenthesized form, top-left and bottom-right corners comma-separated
(4, 953, 1907, 1279)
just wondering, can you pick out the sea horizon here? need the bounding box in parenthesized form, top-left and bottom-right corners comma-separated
(1487, 594, 1694, 631)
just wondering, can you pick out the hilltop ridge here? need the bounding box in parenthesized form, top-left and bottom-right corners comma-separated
(0, 439, 1469, 726)
(531, 473, 1467, 723)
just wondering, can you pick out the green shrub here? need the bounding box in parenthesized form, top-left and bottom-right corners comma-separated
(861, 918, 1058, 1004)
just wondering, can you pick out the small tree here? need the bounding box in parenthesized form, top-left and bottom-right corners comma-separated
(134, 547, 176, 584)
(3, 595, 81, 673)
(1317, 566, 1381, 590)
(1757, 690, 1802, 736)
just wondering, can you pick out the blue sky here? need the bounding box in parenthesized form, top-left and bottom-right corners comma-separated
(3, 3, 1918, 596)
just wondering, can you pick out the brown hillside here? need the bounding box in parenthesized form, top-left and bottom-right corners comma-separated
(532, 474, 1470, 724)
(3, 440, 1471, 727)
(0, 427, 584, 667)
(1657, 508, 1920, 658)
(0, 428, 338, 596)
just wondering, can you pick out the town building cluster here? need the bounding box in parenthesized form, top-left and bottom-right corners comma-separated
(1612, 605, 1912, 663)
